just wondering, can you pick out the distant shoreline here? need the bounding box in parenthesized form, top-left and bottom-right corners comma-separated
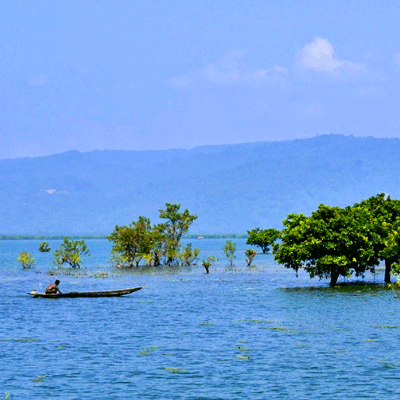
(0, 233, 247, 240)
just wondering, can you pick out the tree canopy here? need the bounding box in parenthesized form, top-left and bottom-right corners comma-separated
(53, 237, 90, 269)
(273, 196, 396, 286)
(246, 228, 280, 253)
(108, 203, 198, 268)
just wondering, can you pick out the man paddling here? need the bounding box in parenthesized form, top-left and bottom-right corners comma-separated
(45, 280, 62, 294)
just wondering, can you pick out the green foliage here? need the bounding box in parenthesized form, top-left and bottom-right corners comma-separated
(53, 237, 90, 269)
(245, 249, 257, 266)
(38, 241, 51, 252)
(179, 243, 200, 266)
(246, 228, 280, 253)
(17, 251, 35, 269)
(108, 203, 198, 268)
(108, 216, 153, 267)
(353, 193, 400, 283)
(274, 203, 379, 286)
(202, 255, 219, 273)
(223, 240, 236, 266)
(159, 203, 198, 265)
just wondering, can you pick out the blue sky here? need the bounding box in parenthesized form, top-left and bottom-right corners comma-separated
(1, 1, 400, 158)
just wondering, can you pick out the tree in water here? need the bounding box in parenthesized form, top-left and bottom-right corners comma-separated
(246, 228, 280, 253)
(245, 249, 257, 266)
(223, 240, 236, 266)
(159, 203, 198, 265)
(17, 251, 35, 269)
(274, 204, 378, 287)
(202, 256, 219, 274)
(38, 242, 51, 252)
(53, 238, 90, 269)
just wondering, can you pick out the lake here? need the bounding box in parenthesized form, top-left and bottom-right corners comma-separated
(1, 238, 400, 399)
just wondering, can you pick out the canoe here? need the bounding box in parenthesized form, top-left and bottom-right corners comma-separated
(27, 286, 144, 298)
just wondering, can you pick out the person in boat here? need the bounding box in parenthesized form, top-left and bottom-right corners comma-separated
(45, 280, 62, 294)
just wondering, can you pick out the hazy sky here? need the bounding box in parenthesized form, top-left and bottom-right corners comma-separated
(1, 1, 400, 158)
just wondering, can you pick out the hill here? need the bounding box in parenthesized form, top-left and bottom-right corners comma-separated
(1, 134, 400, 235)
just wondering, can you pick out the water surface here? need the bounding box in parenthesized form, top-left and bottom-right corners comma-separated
(1, 239, 399, 399)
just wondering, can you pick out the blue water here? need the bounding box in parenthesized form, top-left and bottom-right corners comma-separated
(1, 239, 400, 399)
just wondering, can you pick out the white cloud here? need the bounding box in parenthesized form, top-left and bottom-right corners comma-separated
(29, 73, 47, 87)
(168, 51, 288, 88)
(296, 37, 365, 75)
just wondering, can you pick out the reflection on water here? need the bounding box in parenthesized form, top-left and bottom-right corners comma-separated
(1, 239, 400, 399)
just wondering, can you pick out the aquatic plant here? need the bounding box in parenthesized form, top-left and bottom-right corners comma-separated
(139, 345, 161, 355)
(269, 327, 297, 334)
(164, 367, 187, 374)
(31, 375, 46, 382)
(236, 355, 251, 360)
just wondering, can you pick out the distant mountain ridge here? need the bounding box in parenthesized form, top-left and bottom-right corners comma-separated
(1, 134, 400, 235)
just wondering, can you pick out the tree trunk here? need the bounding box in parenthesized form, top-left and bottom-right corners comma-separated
(385, 259, 392, 284)
(330, 270, 339, 287)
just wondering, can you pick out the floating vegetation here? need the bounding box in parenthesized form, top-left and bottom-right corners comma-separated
(236, 346, 250, 352)
(139, 345, 160, 355)
(378, 361, 398, 369)
(1, 393, 11, 400)
(233, 319, 276, 324)
(282, 282, 390, 294)
(365, 339, 378, 342)
(57, 345, 65, 349)
(48, 269, 90, 277)
(269, 327, 297, 334)
(31, 375, 46, 383)
(0, 338, 39, 342)
(164, 367, 188, 374)
(370, 325, 398, 329)
(92, 271, 109, 279)
(237, 340, 247, 343)
(199, 322, 214, 326)
(236, 355, 251, 360)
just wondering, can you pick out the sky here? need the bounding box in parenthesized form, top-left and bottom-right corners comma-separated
(1, 1, 400, 159)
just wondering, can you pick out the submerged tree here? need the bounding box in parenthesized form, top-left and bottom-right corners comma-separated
(353, 193, 400, 283)
(108, 216, 153, 267)
(53, 237, 90, 269)
(17, 251, 35, 269)
(245, 249, 257, 266)
(273, 204, 378, 287)
(223, 240, 236, 266)
(38, 242, 51, 252)
(246, 228, 280, 253)
(202, 256, 219, 274)
(108, 203, 198, 268)
(159, 203, 198, 265)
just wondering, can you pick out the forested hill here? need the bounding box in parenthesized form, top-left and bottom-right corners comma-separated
(1, 134, 400, 235)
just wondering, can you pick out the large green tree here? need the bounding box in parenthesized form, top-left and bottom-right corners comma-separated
(353, 193, 400, 283)
(108, 216, 153, 267)
(108, 203, 198, 267)
(273, 204, 379, 286)
(246, 228, 280, 253)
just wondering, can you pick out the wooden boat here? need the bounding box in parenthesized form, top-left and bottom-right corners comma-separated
(27, 286, 144, 298)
